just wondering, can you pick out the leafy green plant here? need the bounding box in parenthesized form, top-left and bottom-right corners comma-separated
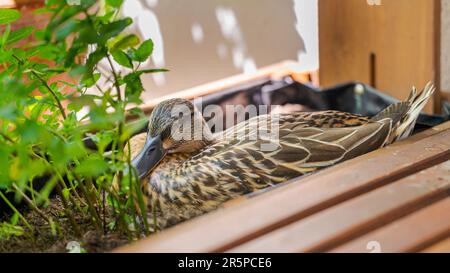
(0, 0, 166, 249)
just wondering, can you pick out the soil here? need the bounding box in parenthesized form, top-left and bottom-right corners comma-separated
(0, 196, 130, 253)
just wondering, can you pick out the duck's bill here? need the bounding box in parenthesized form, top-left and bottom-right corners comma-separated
(131, 134, 166, 179)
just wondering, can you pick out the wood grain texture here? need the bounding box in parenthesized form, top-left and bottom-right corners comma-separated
(319, 0, 438, 113)
(422, 237, 450, 253)
(330, 196, 450, 253)
(229, 161, 450, 253)
(114, 123, 450, 253)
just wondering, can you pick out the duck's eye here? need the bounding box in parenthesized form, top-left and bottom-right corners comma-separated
(147, 146, 156, 155)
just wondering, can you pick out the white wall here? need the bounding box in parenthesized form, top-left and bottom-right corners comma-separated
(118, 0, 318, 100)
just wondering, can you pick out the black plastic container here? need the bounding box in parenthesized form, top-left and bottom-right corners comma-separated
(197, 76, 449, 133)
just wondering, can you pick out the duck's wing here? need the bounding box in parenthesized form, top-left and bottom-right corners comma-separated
(279, 110, 371, 128)
(174, 114, 392, 192)
(273, 117, 393, 170)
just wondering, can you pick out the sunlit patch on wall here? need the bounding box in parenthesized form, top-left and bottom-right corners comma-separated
(217, 43, 228, 59)
(191, 23, 204, 44)
(123, 0, 166, 86)
(293, 0, 319, 72)
(215, 6, 257, 74)
(144, 0, 158, 8)
(243, 58, 257, 74)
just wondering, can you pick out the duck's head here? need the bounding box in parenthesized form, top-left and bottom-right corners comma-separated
(132, 98, 214, 179)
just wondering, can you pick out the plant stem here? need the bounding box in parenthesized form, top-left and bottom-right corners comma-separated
(106, 54, 122, 103)
(55, 184, 82, 237)
(0, 131, 14, 143)
(11, 183, 52, 225)
(0, 191, 33, 232)
(64, 170, 86, 208)
(74, 174, 103, 232)
(127, 141, 149, 235)
(32, 71, 67, 120)
(11, 54, 67, 120)
(56, 169, 83, 212)
(106, 53, 126, 156)
(29, 150, 84, 234)
(102, 189, 106, 235)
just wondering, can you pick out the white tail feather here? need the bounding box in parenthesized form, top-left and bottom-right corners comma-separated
(393, 82, 435, 141)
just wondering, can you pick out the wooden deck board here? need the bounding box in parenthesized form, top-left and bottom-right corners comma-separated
(229, 161, 450, 253)
(329, 197, 450, 253)
(115, 123, 450, 253)
(422, 237, 450, 253)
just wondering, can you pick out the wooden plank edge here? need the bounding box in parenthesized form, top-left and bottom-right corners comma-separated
(330, 196, 450, 253)
(228, 161, 450, 253)
(422, 237, 450, 253)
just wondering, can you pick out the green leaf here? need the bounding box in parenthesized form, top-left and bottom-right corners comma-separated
(91, 131, 114, 154)
(17, 120, 43, 144)
(36, 176, 58, 205)
(69, 64, 87, 77)
(43, 67, 66, 73)
(127, 106, 144, 118)
(129, 39, 153, 62)
(120, 118, 148, 142)
(26, 159, 47, 180)
(10, 213, 19, 225)
(0, 146, 12, 188)
(62, 188, 70, 201)
(65, 43, 88, 68)
(106, 0, 124, 8)
(49, 219, 57, 237)
(46, 5, 83, 32)
(29, 100, 47, 120)
(5, 26, 34, 45)
(81, 72, 101, 88)
(112, 50, 132, 68)
(0, 222, 24, 239)
(78, 25, 100, 44)
(88, 106, 122, 130)
(85, 47, 107, 72)
(69, 94, 97, 109)
(55, 20, 78, 42)
(111, 34, 140, 51)
(97, 11, 115, 24)
(79, 0, 97, 9)
(98, 18, 132, 42)
(137, 68, 169, 74)
(0, 9, 21, 25)
(123, 71, 144, 95)
(75, 155, 109, 177)
(1, 23, 11, 47)
(33, 7, 52, 15)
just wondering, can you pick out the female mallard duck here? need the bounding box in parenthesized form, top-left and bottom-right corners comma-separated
(129, 83, 435, 229)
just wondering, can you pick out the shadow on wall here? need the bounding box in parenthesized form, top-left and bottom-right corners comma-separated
(112, 0, 318, 100)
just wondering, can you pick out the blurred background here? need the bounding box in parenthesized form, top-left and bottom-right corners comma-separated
(2, 0, 449, 114)
(117, 0, 319, 100)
